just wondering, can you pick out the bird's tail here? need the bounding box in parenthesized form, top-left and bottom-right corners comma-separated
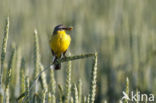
(52, 56, 61, 70)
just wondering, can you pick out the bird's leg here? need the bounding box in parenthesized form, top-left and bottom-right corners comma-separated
(62, 50, 67, 59)
(51, 49, 57, 63)
(51, 49, 55, 56)
(52, 56, 56, 63)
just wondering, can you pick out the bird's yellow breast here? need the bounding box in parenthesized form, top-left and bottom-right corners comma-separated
(50, 30, 71, 57)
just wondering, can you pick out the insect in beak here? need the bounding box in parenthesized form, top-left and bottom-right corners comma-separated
(67, 27, 73, 31)
(63, 27, 73, 31)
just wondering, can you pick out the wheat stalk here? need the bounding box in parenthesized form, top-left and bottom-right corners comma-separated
(89, 53, 98, 103)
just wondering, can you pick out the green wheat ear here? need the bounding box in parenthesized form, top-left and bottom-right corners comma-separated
(78, 79, 82, 103)
(70, 97, 74, 103)
(83, 96, 87, 103)
(11, 47, 21, 98)
(49, 68, 56, 95)
(124, 77, 129, 103)
(104, 100, 108, 103)
(74, 84, 79, 103)
(42, 89, 47, 103)
(39, 63, 48, 89)
(89, 53, 98, 103)
(0, 17, 9, 90)
(33, 29, 41, 95)
(87, 94, 90, 103)
(20, 58, 25, 95)
(34, 29, 48, 91)
(136, 89, 139, 103)
(58, 84, 63, 103)
(18, 58, 25, 102)
(4, 48, 15, 103)
(48, 93, 56, 103)
(51, 94, 56, 103)
(126, 77, 129, 98)
(33, 29, 40, 80)
(48, 93, 51, 103)
(25, 76, 30, 103)
(65, 60, 72, 103)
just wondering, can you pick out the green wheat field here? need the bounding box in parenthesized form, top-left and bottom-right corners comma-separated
(0, 0, 156, 103)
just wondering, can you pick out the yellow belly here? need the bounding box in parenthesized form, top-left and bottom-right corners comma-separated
(50, 32, 71, 57)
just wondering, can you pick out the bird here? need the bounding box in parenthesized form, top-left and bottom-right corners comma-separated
(49, 24, 72, 70)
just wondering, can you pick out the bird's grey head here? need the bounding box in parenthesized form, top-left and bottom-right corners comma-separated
(53, 24, 72, 34)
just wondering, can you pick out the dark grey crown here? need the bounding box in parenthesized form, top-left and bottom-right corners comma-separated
(53, 24, 66, 34)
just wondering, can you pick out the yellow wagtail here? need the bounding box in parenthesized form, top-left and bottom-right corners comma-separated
(49, 24, 72, 70)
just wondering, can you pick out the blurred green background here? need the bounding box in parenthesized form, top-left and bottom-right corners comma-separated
(0, 0, 156, 102)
